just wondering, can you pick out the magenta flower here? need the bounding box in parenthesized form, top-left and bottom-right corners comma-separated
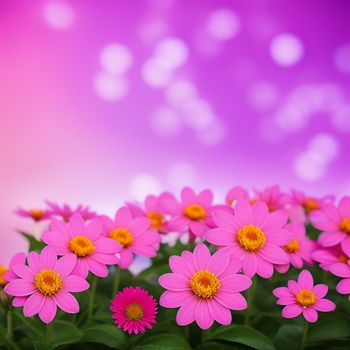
(291, 190, 334, 216)
(276, 222, 315, 273)
(254, 185, 290, 212)
(46, 201, 97, 222)
(311, 196, 350, 256)
(159, 243, 252, 330)
(206, 199, 291, 277)
(312, 245, 348, 271)
(15, 208, 51, 222)
(328, 252, 350, 295)
(101, 207, 160, 269)
(4, 247, 89, 324)
(42, 214, 121, 278)
(161, 187, 214, 238)
(273, 270, 335, 323)
(110, 286, 157, 334)
(226, 186, 249, 206)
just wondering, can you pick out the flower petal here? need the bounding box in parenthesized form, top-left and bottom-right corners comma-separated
(242, 253, 257, 277)
(54, 254, 77, 278)
(303, 308, 318, 323)
(336, 278, 350, 294)
(4, 279, 36, 296)
(298, 270, 314, 290)
(208, 299, 232, 325)
(220, 274, 252, 292)
(23, 292, 45, 317)
(205, 228, 233, 246)
(258, 244, 289, 264)
(38, 297, 57, 324)
(212, 211, 239, 231)
(215, 291, 247, 310)
(159, 273, 189, 291)
(176, 296, 198, 326)
(193, 244, 211, 270)
(273, 287, 293, 299)
(160, 290, 193, 308)
(63, 275, 89, 292)
(235, 199, 252, 226)
(53, 291, 79, 314)
(282, 304, 303, 318)
(314, 299, 335, 312)
(195, 300, 214, 330)
(40, 247, 57, 270)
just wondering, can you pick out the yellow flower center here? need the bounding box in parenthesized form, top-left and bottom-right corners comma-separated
(147, 212, 164, 231)
(30, 209, 45, 221)
(284, 239, 300, 253)
(34, 269, 62, 296)
(339, 218, 350, 235)
(339, 254, 348, 263)
(109, 228, 134, 247)
(296, 289, 316, 307)
(0, 265, 9, 286)
(183, 204, 206, 220)
(68, 236, 95, 257)
(125, 303, 144, 320)
(189, 270, 221, 299)
(303, 198, 319, 213)
(237, 225, 266, 252)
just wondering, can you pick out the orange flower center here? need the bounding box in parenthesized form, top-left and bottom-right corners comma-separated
(189, 270, 220, 299)
(30, 209, 45, 221)
(338, 254, 348, 263)
(125, 303, 144, 320)
(284, 239, 300, 253)
(237, 225, 266, 252)
(35, 269, 62, 296)
(0, 265, 9, 286)
(303, 198, 319, 213)
(183, 204, 206, 220)
(339, 218, 350, 235)
(109, 228, 134, 247)
(296, 289, 316, 307)
(147, 212, 164, 231)
(68, 236, 95, 257)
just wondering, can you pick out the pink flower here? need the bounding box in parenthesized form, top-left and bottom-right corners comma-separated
(159, 243, 252, 330)
(46, 201, 97, 222)
(126, 192, 174, 233)
(15, 208, 51, 222)
(254, 185, 290, 212)
(110, 286, 157, 334)
(161, 187, 214, 238)
(276, 222, 315, 273)
(226, 186, 249, 206)
(42, 214, 120, 278)
(312, 245, 347, 271)
(328, 252, 350, 295)
(101, 207, 160, 269)
(4, 247, 89, 324)
(205, 199, 291, 278)
(311, 196, 350, 256)
(273, 270, 335, 323)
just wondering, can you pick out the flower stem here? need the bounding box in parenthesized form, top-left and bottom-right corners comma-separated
(7, 309, 13, 340)
(88, 275, 98, 322)
(112, 266, 121, 298)
(47, 322, 52, 349)
(244, 275, 257, 326)
(300, 319, 309, 350)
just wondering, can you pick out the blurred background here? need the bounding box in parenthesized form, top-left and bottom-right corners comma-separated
(1, 0, 349, 262)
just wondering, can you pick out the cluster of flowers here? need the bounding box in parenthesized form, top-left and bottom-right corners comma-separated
(1, 186, 350, 334)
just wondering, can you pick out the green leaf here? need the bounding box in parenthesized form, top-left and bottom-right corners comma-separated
(50, 320, 82, 349)
(207, 325, 275, 350)
(196, 341, 240, 350)
(18, 231, 45, 252)
(82, 324, 126, 348)
(274, 325, 302, 350)
(132, 333, 191, 350)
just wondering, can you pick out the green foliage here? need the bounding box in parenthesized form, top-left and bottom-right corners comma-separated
(18, 231, 45, 252)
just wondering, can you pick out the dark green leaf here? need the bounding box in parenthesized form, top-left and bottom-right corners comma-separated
(18, 231, 45, 252)
(132, 333, 191, 350)
(51, 320, 82, 349)
(207, 325, 275, 350)
(82, 324, 126, 348)
(274, 324, 302, 350)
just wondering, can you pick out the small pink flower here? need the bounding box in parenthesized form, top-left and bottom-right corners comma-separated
(15, 208, 51, 222)
(126, 192, 174, 233)
(46, 201, 97, 222)
(110, 286, 157, 334)
(254, 185, 290, 212)
(226, 186, 249, 206)
(159, 243, 252, 330)
(161, 187, 214, 238)
(101, 207, 160, 269)
(276, 222, 315, 273)
(206, 199, 291, 278)
(328, 252, 350, 295)
(273, 270, 335, 323)
(311, 196, 350, 256)
(312, 245, 347, 271)
(4, 247, 89, 324)
(42, 214, 121, 278)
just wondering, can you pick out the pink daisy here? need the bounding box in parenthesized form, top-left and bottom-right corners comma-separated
(205, 199, 291, 278)
(161, 187, 214, 238)
(226, 186, 249, 206)
(100, 207, 160, 269)
(311, 196, 350, 256)
(312, 245, 347, 271)
(110, 286, 157, 334)
(273, 270, 335, 323)
(42, 214, 121, 278)
(4, 247, 89, 324)
(159, 243, 252, 330)
(126, 192, 174, 233)
(15, 208, 51, 222)
(276, 222, 315, 273)
(328, 252, 350, 295)
(46, 201, 97, 222)
(254, 185, 290, 212)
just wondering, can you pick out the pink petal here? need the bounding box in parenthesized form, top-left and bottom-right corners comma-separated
(252, 202, 268, 227)
(42, 231, 70, 254)
(69, 214, 85, 236)
(85, 219, 103, 241)
(9, 252, 26, 268)
(262, 210, 288, 231)
(219, 253, 242, 276)
(158, 273, 189, 291)
(256, 256, 274, 278)
(310, 210, 338, 231)
(207, 249, 230, 276)
(160, 290, 193, 308)
(12, 265, 34, 281)
(193, 244, 210, 270)
(91, 253, 119, 265)
(282, 304, 303, 318)
(119, 249, 134, 269)
(169, 216, 189, 231)
(195, 300, 214, 330)
(129, 244, 156, 257)
(176, 296, 198, 326)
(12, 297, 27, 307)
(28, 252, 41, 273)
(339, 196, 350, 218)
(71, 259, 89, 278)
(169, 256, 194, 278)
(329, 263, 350, 278)
(258, 244, 289, 264)
(314, 299, 336, 312)
(114, 207, 132, 227)
(53, 291, 79, 313)
(181, 187, 197, 205)
(276, 297, 296, 306)
(87, 259, 108, 277)
(273, 287, 293, 298)
(205, 228, 233, 246)
(38, 297, 57, 324)
(220, 274, 252, 292)
(298, 270, 314, 290)
(212, 211, 239, 231)
(4, 279, 36, 296)
(235, 199, 252, 226)
(54, 254, 77, 278)
(23, 292, 45, 317)
(189, 221, 207, 238)
(216, 290, 247, 310)
(303, 308, 318, 323)
(267, 229, 292, 246)
(63, 275, 89, 292)
(160, 199, 182, 215)
(242, 253, 257, 277)
(145, 195, 158, 212)
(336, 278, 350, 294)
(341, 236, 350, 257)
(130, 218, 151, 236)
(287, 280, 300, 295)
(208, 299, 232, 325)
(290, 254, 303, 269)
(318, 231, 346, 247)
(312, 284, 328, 298)
(198, 189, 213, 206)
(94, 238, 122, 254)
(40, 247, 57, 270)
